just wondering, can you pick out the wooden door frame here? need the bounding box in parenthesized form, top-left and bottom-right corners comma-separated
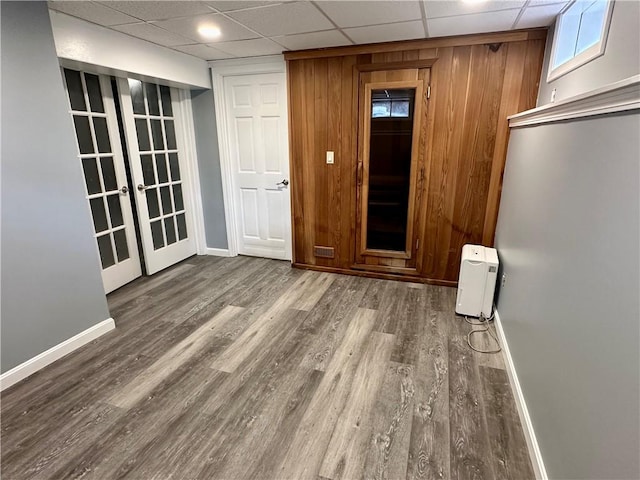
(209, 55, 290, 259)
(356, 77, 425, 262)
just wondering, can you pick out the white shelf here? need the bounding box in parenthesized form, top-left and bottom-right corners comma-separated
(508, 75, 640, 128)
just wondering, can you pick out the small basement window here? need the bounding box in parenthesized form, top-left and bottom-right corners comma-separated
(548, 0, 615, 81)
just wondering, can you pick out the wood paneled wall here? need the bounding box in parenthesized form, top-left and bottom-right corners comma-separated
(286, 30, 546, 284)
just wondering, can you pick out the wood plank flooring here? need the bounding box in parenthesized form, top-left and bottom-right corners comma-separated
(1, 255, 534, 479)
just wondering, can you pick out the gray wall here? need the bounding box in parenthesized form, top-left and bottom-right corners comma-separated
(496, 5, 640, 477)
(537, 0, 640, 105)
(191, 88, 228, 249)
(495, 113, 640, 479)
(1, 1, 111, 373)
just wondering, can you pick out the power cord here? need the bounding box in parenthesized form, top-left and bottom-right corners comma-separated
(465, 311, 502, 354)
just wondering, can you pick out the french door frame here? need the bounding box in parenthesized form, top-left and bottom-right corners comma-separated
(62, 68, 142, 293)
(209, 55, 290, 259)
(60, 59, 208, 287)
(116, 77, 206, 273)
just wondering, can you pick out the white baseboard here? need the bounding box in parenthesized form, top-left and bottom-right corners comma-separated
(206, 247, 232, 257)
(494, 310, 548, 480)
(0, 318, 116, 392)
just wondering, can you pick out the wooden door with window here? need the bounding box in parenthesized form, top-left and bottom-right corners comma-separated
(354, 67, 430, 275)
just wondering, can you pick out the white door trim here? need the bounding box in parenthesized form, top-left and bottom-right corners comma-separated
(210, 55, 288, 258)
(177, 88, 207, 255)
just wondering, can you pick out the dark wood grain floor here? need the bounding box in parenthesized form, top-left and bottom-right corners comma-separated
(1, 255, 534, 479)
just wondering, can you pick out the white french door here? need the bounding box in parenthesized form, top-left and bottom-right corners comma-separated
(117, 78, 197, 275)
(63, 69, 141, 294)
(224, 72, 291, 260)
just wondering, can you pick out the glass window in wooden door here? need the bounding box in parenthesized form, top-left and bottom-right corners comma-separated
(366, 88, 416, 252)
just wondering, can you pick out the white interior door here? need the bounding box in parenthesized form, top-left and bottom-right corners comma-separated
(118, 78, 197, 275)
(224, 73, 291, 260)
(63, 69, 141, 294)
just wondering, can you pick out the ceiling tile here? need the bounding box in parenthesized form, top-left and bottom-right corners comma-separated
(112, 22, 196, 46)
(343, 20, 425, 44)
(99, 1, 215, 21)
(315, 1, 422, 28)
(153, 13, 260, 42)
(272, 29, 352, 50)
(212, 37, 285, 56)
(427, 8, 520, 36)
(227, 2, 334, 36)
(172, 43, 235, 60)
(526, 0, 568, 5)
(516, 2, 566, 28)
(206, 1, 289, 12)
(48, 1, 139, 26)
(424, 0, 525, 19)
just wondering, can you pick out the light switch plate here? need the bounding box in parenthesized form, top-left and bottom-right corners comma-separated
(326, 151, 334, 164)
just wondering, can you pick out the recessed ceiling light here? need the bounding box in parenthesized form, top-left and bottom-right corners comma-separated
(198, 25, 221, 40)
(463, 0, 488, 3)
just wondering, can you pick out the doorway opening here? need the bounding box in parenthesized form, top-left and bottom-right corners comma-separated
(366, 88, 416, 252)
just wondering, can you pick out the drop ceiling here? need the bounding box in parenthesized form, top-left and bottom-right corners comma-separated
(48, 0, 567, 61)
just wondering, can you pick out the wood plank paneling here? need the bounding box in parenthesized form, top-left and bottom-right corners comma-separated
(482, 41, 528, 246)
(283, 29, 547, 60)
(423, 46, 469, 279)
(327, 57, 342, 265)
(314, 58, 329, 267)
(302, 59, 316, 265)
(288, 60, 305, 263)
(287, 31, 546, 283)
(446, 43, 508, 276)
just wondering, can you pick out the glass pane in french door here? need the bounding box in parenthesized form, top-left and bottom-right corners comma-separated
(127, 80, 192, 255)
(63, 69, 141, 293)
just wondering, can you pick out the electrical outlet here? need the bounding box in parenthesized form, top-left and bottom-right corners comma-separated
(501, 273, 507, 288)
(326, 151, 334, 164)
(550, 88, 557, 103)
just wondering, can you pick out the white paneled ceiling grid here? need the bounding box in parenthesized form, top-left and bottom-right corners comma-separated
(48, 0, 568, 60)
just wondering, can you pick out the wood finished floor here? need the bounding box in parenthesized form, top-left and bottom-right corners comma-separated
(1, 255, 534, 480)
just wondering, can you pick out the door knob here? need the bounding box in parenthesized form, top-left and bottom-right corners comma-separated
(137, 184, 150, 191)
(119, 186, 129, 194)
(276, 179, 289, 187)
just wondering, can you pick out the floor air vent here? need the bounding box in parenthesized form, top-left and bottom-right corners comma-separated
(314, 246, 335, 259)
